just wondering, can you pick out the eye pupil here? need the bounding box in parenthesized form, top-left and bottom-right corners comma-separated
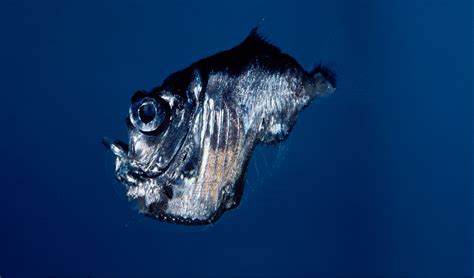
(139, 103, 156, 124)
(130, 97, 168, 133)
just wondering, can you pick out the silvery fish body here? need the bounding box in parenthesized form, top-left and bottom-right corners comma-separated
(104, 29, 336, 224)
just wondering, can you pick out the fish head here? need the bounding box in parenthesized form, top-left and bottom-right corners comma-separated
(106, 69, 244, 224)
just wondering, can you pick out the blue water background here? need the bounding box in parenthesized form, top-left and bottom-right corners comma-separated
(0, 0, 471, 276)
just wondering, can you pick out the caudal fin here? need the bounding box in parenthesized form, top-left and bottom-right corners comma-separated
(306, 62, 337, 101)
(310, 62, 337, 88)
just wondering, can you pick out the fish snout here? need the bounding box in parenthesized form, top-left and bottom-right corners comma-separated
(103, 137, 148, 186)
(102, 137, 129, 158)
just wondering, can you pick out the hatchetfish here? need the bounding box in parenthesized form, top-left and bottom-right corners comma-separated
(104, 28, 336, 225)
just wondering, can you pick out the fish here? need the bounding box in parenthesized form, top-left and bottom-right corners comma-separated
(103, 28, 336, 225)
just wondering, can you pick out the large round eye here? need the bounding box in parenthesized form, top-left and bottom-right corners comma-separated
(130, 97, 167, 133)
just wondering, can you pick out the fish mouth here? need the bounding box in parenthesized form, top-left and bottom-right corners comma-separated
(102, 134, 190, 183)
(102, 137, 159, 181)
(103, 137, 176, 208)
(103, 137, 142, 188)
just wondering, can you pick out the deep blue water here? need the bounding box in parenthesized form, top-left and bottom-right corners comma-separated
(0, 0, 471, 277)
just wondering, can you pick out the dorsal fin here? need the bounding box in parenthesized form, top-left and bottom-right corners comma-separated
(239, 27, 281, 54)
